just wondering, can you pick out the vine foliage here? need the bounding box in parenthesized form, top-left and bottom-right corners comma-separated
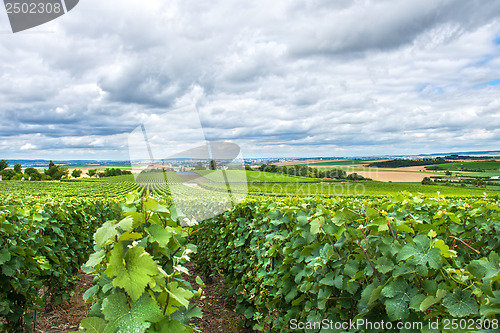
(74, 193, 203, 333)
(195, 193, 500, 332)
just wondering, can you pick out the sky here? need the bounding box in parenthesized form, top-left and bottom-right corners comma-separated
(0, 0, 500, 159)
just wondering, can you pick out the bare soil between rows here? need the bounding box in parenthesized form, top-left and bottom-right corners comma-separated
(33, 259, 253, 333)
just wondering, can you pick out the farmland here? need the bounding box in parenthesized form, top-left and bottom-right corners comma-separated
(426, 160, 500, 171)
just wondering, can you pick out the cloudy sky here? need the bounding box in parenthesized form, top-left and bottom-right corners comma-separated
(0, 0, 500, 159)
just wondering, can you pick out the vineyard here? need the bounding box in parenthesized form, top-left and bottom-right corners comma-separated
(1, 173, 500, 332)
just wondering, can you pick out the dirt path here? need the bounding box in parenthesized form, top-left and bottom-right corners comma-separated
(34, 259, 251, 332)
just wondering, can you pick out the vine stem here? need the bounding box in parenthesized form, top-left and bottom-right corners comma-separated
(356, 240, 381, 281)
(163, 291, 170, 316)
(448, 236, 480, 254)
(317, 219, 344, 266)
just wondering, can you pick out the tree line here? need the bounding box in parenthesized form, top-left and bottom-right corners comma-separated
(0, 160, 131, 181)
(256, 164, 367, 180)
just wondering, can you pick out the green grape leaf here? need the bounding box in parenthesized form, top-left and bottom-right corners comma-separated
(146, 224, 172, 247)
(195, 276, 205, 287)
(126, 193, 137, 205)
(143, 200, 159, 212)
(166, 281, 194, 310)
(102, 292, 163, 333)
(85, 250, 105, 269)
(80, 317, 107, 333)
(0, 248, 11, 265)
(381, 279, 404, 297)
(397, 235, 442, 275)
(433, 239, 457, 258)
(119, 231, 143, 242)
(381, 279, 416, 320)
(360, 281, 382, 305)
(105, 243, 159, 301)
(442, 289, 478, 317)
(310, 218, 321, 235)
(95, 221, 118, 248)
(83, 285, 99, 303)
(155, 318, 193, 333)
(419, 295, 439, 311)
(480, 291, 500, 316)
(375, 257, 395, 274)
(331, 210, 352, 226)
(319, 272, 335, 286)
(385, 297, 410, 321)
(395, 223, 414, 234)
(468, 259, 500, 295)
(116, 216, 134, 232)
(409, 294, 426, 311)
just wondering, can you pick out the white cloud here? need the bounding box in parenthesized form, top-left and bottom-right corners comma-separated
(20, 143, 36, 150)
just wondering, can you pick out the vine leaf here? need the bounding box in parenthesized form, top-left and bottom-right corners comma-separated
(310, 218, 321, 235)
(467, 255, 500, 296)
(396, 234, 442, 275)
(155, 318, 193, 333)
(84, 250, 105, 269)
(102, 292, 163, 333)
(442, 289, 478, 317)
(166, 281, 194, 309)
(95, 221, 119, 248)
(105, 243, 159, 301)
(79, 317, 107, 333)
(146, 224, 172, 247)
(381, 279, 417, 320)
(0, 248, 11, 265)
(433, 239, 457, 258)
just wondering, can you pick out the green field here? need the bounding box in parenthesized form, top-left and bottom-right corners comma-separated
(426, 160, 500, 171)
(67, 164, 133, 169)
(293, 159, 372, 166)
(196, 170, 323, 183)
(456, 170, 500, 177)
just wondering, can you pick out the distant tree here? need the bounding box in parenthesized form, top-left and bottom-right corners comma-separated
(12, 174, 23, 180)
(52, 167, 69, 180)
(14, 164, 22, 173)
(0, 169, 16, 180)
(245, 166, 252, 171)
(209, 160, 217, 170)
(87, 169, 97, 178)
(421, 177, 434, 185)
(24, 167, 42, 181)
(347, 173, 365, 180)
(194, 162, 205, 170)
(72, 169, 83, 178)
(0, 160, 8, 171)
(97, 172, 105, 178)
(44, 161, 68, 180)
